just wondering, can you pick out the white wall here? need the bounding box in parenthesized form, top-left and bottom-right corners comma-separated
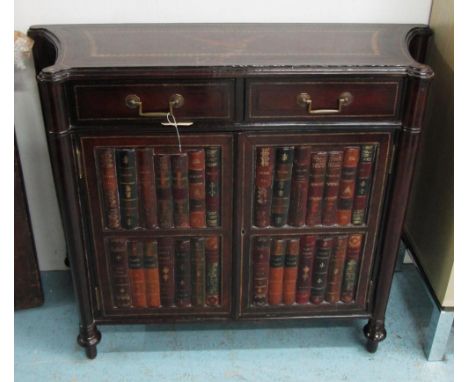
(15, 0, 432, 32)
(15, 59, 67, 271)
(14, 0, 433, 271)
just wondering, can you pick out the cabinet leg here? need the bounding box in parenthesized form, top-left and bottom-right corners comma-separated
(77, 323, 101, 359)
(363, 320, 387, 353)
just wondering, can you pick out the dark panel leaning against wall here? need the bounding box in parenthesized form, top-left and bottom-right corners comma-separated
(15, 136, 44, 310)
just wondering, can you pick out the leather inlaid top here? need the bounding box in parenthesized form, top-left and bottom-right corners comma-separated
(28, 23, 430, 74)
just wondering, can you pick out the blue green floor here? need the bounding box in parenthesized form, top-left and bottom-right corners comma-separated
(15, 264, 453, 382)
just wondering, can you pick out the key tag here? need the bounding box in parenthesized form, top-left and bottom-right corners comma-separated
(166, 112, 182, 153)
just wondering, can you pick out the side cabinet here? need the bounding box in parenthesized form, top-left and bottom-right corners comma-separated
(29, 23, 433, 358)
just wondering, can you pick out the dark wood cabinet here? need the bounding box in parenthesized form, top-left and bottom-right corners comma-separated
(29, 23, 433, 359)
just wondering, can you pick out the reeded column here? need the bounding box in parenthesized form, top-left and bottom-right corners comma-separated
(364, 65, 433, 352)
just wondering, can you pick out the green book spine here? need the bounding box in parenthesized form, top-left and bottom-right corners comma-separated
(271, 147, 295, 227)
(116, 149, 139, 229)
(191, 238, 206, 307)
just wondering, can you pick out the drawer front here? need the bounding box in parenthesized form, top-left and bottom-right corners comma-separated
(247, 80, 401, 120)
(80, 134, 233, 319)
(72, 80, 235, 122)
(237, 132, 392, 318)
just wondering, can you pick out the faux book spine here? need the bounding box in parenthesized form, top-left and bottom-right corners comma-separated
(158, 237, 175, 307)
(310, 237, 333, 304)
(108, 239, 131, 308)
(155, 154, 174, 228)
(325, 235, 348, 304)
(295, 235, 316, 304)
(254, 147, 275, 227)
(191, 238, 206, 307)
(268, 239, 286, 305)
(336, 147, 360, 225)
(116, 149, 139, 229)
(352, 145, 376, 225)
(252, 237, 271, 305)
(205, 236, 220, 306)
(137, 148, 157, 229)
(144, 241, 160, 307)
(98, 148, 121, 229)
(322, 151, 344, 226)
(188, 149, 207, 228)
(171, 153, 190, 228)
(205, 147, 221, 227)
(288, 146, 311, 227)
(305, 152, 327, 226)
(271, 147, 294, 227)
(341, 234, 364, 303)
(175, 239, 191, 307)
(282, 239, 300, 305)
(128, 241, 147, 308)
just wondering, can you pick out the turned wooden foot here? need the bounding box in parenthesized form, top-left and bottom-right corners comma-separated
(366, 337, 380, 353)
(84, 344, 98, 359)
(363, 320, 387, 353)
(77, 323, 101, 359)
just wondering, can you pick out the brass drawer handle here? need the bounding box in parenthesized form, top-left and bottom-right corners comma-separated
(297, 92, 353, 115)
(125, 93, 193, 126)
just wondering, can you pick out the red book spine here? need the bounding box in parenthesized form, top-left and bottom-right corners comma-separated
(98, 148, 121, 229)
(108, 239, 131, 308)
(268, 239, 286, 305)
(282, 239, 300, 305)
(128, 241, 147, 308)
(137, 148, 157, 229)
(325, 235, 348, 304)
(188, 149, 207, 228)
(144, 241, 160, 308)
(310, 237, 333, 305)
(336, 147, 360, 225)
(205, 236, 220, 306)
(205, 147, 221, 227)
(116, 149, 139, 229)
(171, 153, 190, 228)
(341, 234, 364, 303)
(352, 145, 376, 225)
(155, 154, 174, 228)
(322, 151, 344, 226)
(191, 238, 206, 307)
(271, 147, 295, 227)
(253, 147, 275, 227)
(158, 237, 175, 307)
(288, 146, 312, 226)
(295, 235, 316, 304)
(175, 239, 192, 307)
(252, 237, 272, 306)
(305, 152, 328, 226)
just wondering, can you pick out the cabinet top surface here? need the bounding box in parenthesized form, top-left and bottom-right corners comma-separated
(29, 23, 431, 77)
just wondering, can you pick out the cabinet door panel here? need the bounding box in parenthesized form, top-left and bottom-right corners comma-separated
(237, 132, 391, 317)
(80, 133, 233, 319)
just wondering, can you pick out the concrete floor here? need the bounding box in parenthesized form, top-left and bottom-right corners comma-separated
(15, 264, 453, 382)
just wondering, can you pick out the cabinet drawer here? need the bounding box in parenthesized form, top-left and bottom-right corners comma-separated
(246, 80, 401, 120)
(72, 81, 235, 122)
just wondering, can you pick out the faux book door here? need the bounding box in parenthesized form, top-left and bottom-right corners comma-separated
(80, 134, 233, 319)
(237, 132, 392, 317)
